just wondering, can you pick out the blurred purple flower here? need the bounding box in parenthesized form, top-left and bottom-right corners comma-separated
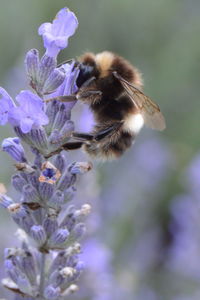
(81, 239, 112, 273)
(2, 137, 27, 162)
(10, 90, 49, 133)
(0, 87, 15, 125)
(78, 106, 94, 133)
(38, 8, 78, 57)
(185, 154, 200, 195)
(167, 154, 200, 280)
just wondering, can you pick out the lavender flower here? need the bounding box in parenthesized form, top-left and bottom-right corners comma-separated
(38, 8, 78, 57)
(10, 90, 49, 133)
(0, 7, 92, 300)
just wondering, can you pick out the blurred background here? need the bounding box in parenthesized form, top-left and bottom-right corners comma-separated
(0, 0, 200, 299)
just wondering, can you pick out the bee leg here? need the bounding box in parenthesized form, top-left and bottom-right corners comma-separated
(72, 123, 122, 142)
(45, 95, 77, 104)
(94, 122, 123, 141)
(93, 127, 115, 141)
(44, 147, 64, 159)
(72, 132, 94, 141)
(45, 142, 84, 159)
(77, 90, 102, 99)
(80, 76, 96, 88)
(62, 141, 84, 150)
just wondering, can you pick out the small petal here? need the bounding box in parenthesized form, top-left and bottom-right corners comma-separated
(10, 90, 49, 133)
(20, 117, 34, 134)
(30, 225, 47, 245)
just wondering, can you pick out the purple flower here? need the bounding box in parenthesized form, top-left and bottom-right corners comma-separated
(0, 87, 15, 125)
(48, 62, 79, 111)
(10, 90, 49, 133)
(38, 8, 78, 57)
(2, 137, 27, 162)
(49, 62, 79, 96)
(185, 154, 200, 195)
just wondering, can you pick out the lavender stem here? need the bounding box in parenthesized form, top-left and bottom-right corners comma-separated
(39, 252, 46, 297)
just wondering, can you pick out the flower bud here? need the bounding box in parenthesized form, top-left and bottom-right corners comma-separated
(57, 171, 76, 191)
(12, 174, 27, 192)
(22, 184, 39, 203)
(43, 68, 66, 94)
(2, 137, 27, 163)
(30, 225, 47, 246)
(29, 127, 48, 150)
(71, 223, 86, 241)
(49, 190, 64, 208)
(25, 49, 39, 89)
(39, 182, 54, 202)
(43, 213, 58, 237)
(53, 104, 69, 132)
(49, 228, 69, 247)
(38, 55, 56, 88)
(0, 194, 13, 208)
(68, 161, 93, 174)
(45, 100, 60, 132)
(53, 154, 66, 173)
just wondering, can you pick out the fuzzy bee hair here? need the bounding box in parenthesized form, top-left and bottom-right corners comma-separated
(48, 51, 165, 160)
(74, 51, 145, 159)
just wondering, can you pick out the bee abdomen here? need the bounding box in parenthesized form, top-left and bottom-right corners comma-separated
(83, 130, 134, 160)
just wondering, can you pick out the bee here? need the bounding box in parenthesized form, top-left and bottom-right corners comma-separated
(48, 51, 166, 159)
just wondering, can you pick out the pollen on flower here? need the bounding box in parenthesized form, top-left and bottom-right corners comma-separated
(80, 204, 92, 216)
(39, 161, 61, 184)
(60, 267, 76, 278)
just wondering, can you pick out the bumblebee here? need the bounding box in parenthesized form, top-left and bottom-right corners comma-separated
(49, 51, 166, 159)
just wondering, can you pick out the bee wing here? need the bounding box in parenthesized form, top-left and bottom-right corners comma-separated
(113, 72, 166, 131)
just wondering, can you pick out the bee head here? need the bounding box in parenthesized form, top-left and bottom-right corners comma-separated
(76, 53, 99, 88)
